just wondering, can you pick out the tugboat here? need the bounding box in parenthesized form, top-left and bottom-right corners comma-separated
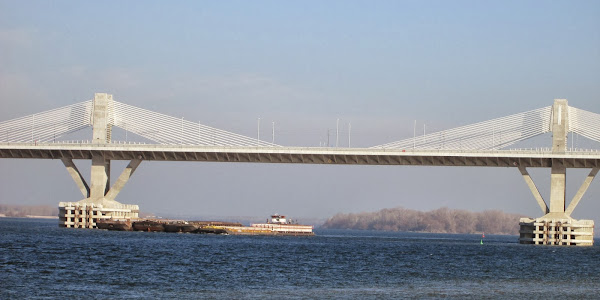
(222, 214, 314, 236)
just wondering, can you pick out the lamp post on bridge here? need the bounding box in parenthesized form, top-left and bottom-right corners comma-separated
(413, 120, 416, 150)
(336, 118, 339, 147)
(348, 122, 351, 148)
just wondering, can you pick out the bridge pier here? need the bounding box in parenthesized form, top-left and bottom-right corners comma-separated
(90, 154, 110, 198)
(59, 93, 141, 229)
(519, 99, 595, 246)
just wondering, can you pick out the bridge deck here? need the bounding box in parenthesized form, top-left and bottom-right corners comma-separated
(1, 143, 599, 168)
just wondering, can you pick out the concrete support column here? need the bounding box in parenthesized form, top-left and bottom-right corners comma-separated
(565, 168, 599, 216)
(90, 154, 110, 198)
(551, 99, 568, 153)
(89, 93, 113, 199)
(105, 158, 142, 201)
(549, 99, 568, 214)
(92, 93, 113, 144)
(549, 162, 566, 213)
(518, 166, 549, 214)
(61, 158, 90, 198)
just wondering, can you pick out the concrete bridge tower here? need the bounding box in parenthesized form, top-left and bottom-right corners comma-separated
(518, 99, 595, 245)
(549, 99, 568, 216)
(59, 93, 141, 228)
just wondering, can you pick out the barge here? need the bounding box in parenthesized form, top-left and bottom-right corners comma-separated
(95, 219, 133, 231)
(222, 214, 314, 236)
(132, 219, 167, 232)
(95, 214, 314, 236)
(164, 221, 198, 233)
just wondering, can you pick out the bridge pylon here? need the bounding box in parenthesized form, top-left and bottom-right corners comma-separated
(518, 99, 596, 246)
(58, 93, 141, 228)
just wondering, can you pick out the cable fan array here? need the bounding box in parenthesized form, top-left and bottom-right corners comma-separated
(110, 101, 278, 146)
(372, 106, 553, 150)
(569, 107, 600, 144)
(0, 100, 93, 143)
(0, 97, 596, 149)
(0, 99, 278, 146)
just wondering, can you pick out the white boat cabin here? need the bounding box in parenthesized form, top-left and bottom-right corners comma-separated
(270, 214, 288, 224)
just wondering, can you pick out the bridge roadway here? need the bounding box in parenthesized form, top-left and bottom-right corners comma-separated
(1, 142, 599, 169)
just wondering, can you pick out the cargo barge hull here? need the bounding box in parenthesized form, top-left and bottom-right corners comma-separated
(95, 214, 314, 236)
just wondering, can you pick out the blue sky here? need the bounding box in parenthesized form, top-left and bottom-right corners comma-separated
(1, 1, 599, 223)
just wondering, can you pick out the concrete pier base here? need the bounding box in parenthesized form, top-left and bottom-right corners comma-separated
(519, 216, 594, 246)
(59, 199, 139, 228)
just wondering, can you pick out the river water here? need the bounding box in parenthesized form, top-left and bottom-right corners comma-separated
(1, 218, 599, 299)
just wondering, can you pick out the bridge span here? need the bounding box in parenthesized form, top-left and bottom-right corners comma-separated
(0, 93, 599, 245)
(1, 143, 599, 168)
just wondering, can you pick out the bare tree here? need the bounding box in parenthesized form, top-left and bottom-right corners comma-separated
(322, 206, 523, 235)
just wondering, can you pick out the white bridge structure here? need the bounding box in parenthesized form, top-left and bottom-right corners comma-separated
(0, 93, 599, 245)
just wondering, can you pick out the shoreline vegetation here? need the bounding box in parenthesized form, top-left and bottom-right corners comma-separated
(0, 204, 58, 219)
(322, 207, 524, 235)
(0, 214, 58, 219)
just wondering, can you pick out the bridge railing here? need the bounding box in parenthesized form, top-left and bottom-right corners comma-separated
(2, 140, 151, 145)
(1, 141, 599, 156)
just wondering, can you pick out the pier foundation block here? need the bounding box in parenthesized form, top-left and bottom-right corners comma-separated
(59, 199, 139, 228)
(519, 217, 594, 246)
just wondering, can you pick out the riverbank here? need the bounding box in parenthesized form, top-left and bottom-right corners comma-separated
(0, 214, 58, 219)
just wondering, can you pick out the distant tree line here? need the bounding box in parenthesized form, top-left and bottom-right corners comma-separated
(322, 207, 524, 235)
(0, 204, 57, 217)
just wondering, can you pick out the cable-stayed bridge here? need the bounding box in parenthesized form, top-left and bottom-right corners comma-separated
(2, 98, 599, 149)
(0, 96, 598, 167)
(0, 93, 598, 245)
